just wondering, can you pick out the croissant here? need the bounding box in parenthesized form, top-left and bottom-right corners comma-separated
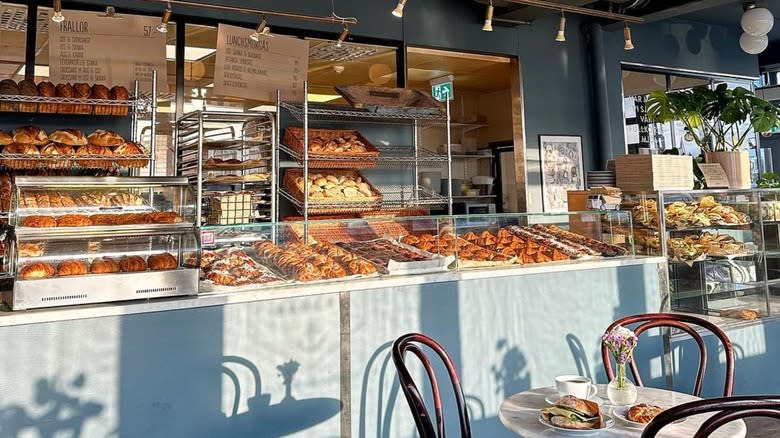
(120, 256, 147, 272)
(90, 257, 121, 274)
(57, 260, 89, 276)
(148, 253, 178, 270)
(20, 262, 56, 279)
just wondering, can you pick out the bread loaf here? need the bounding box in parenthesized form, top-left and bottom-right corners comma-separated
(3, 143, 40, 169)
(87, 129, 125, 147)
(55, 83, 76, 113)
(20, 262, 56, 279)
(75, 145, 112, 169)
(13, 126, 48, 145)
(113, 141, 147, 167)
(148, 253, 178, 271)
(17, 79, 38, 113)
(92, 84, 111, 115)
(73, 83, 92, 114)
(0, 79, 20, 112)
(120, 256, 147, 272)
(50, 129, 88, 146)
(0, 130, 12, 146)
(110, 86, 130, 116)
(37, 81, 57, 113)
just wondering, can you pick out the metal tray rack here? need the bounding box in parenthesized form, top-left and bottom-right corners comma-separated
(175, 111, 276, 226)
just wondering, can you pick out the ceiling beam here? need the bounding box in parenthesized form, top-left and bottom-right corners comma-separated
(640, 0, 738, 23)
(502, 0, 644, 23)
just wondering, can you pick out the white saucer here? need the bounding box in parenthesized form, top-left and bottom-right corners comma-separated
(545, 394, 604, 406)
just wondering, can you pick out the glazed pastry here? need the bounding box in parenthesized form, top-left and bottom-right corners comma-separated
(20, 215, 56, 228)
(13, 126, 48, 145)
(120, 256, 147, 272)
(73, 83, 92, 114)
(18, 242, 44, 258)
(20, 262, 56, 279)
(38, 81, 57, 113)
(49, 129, 88, 146)
(92, 84, 112, 115)
(87, 129, 125, 147)
(113, 141, 147, 167)
(57, 260, 89, 277)
(90, 257, 121, 274)
(110, 85, 130, 116)
(627, 403, 664, 424)
(0, 130, 11, 146)
(56, 214, 93, 227)
(0, 78, 20, 112)
(17, 79, 39, 113)
(55, 83, 76, 113)
(148, 253, 178, 270)
(89, 214, 118, 225)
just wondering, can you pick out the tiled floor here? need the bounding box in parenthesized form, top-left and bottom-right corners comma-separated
(744, 417, 780, 438)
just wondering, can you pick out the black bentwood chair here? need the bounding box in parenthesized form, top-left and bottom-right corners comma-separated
(391, 333, 472, 438)
(602, 313, 735, 397)
(641, 396, 780, 438)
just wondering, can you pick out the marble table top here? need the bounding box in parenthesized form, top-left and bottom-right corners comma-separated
(499, 385, 746, 437)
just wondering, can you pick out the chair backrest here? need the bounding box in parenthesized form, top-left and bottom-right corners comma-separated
(601, 313, 735, 397)
(641, 396, 780, 438)
(391, 333, 472, 438)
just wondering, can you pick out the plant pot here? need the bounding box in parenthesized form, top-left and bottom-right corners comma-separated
(705, 151, 751, 189)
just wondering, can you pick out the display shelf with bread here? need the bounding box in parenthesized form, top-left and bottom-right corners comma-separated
(622, 189, 771, 320)
(175, 111, 275, 227)
(2, 176, 200, 310)
(0, 80, 153, 116)
(282, 168, 383, 215)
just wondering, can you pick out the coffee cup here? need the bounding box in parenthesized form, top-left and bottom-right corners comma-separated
(555, 375, 598, 399)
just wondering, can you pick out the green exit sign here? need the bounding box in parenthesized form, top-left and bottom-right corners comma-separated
(431, 81, 454, 102)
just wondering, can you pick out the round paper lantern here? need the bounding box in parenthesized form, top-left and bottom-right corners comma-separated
(741, 6, 774, 36)
(740, 32, 769, 54)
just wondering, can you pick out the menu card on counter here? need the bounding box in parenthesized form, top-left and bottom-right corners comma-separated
(49, 10, 168, 93)
(214, 24, 309, 102)
(697, 163, 731, 189)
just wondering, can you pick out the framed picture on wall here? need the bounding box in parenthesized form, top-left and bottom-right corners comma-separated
(539, 135, 584, 213)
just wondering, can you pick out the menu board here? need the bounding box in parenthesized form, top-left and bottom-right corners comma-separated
(214, 24, 308, 102)
(49, 10, 168, 93)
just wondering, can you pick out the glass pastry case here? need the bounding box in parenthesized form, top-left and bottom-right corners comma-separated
(2, 177, 200, 310)
(624, 189, 771, 321)
(195, 211, 635, 292)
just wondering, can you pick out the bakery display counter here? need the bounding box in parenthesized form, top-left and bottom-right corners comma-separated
(1, 176, 199, 310)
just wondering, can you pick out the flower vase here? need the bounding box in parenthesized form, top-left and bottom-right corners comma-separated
(607, 362, 638, 405)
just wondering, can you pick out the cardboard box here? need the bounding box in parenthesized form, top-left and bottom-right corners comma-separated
(615, 155, 694, 192)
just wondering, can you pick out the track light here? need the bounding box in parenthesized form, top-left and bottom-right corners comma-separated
(482, 1, 494, 32)
(623, 22, 634, 50)
(336, 25, 349, 48)
(392, 0, 407, 18)
(157, 8, 172, 33)
(52, 0, 65, 23)
(250, 17, 270, 41)
(555, 11, 566, 42)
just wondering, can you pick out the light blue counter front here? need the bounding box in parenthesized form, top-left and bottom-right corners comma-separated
(0, 258, 671, 437)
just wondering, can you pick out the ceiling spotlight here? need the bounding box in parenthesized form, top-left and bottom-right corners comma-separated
(624, 22, 635, 51)
(482, 1, 494, 32)
(336, 25, 349, 48)
(157, 8, 172, 33)
(250, 17, 270, 41)
(742, 3, 774, 37)
(392, 0, 407, 18)
(556, 11, 566, 42)
(52, 0, 65, 23)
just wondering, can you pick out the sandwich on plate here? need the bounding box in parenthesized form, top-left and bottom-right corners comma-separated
(540, 395, 604, 430)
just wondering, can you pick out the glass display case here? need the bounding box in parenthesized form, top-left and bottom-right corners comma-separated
(2, 177, 200, 310)
(196, 211, 635, 292)
(625, 189, 773, 320)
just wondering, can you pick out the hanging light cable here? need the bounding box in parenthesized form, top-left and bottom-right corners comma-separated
(623, 22, 635, 50)
(250, 16, 270, 41)
(336, 25, 349, 48)
(483, 0, 494, 32)
(52, 0, 65, 23)
(392, 0, 407, 18)
(555, 10, 566, 42)
(157, 8, 172, 33)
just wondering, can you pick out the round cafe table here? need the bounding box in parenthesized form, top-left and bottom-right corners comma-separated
(499, 385, 746, 437)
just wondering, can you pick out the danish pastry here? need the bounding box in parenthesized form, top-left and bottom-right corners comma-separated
(20, 215, 56, 228)
(627, 403, 664, 424)
(56, 214, 93, 227)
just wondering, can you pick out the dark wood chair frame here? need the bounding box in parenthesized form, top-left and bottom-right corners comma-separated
(391, 333, 472, 438)
(641, 395, 780, 438)
(601, 313, 735, 397)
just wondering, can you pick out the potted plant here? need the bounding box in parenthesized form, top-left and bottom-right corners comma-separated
(646, 84, 780, 189)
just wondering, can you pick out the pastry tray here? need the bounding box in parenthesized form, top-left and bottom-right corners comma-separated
(203, 160, 268, 171)
(336, 238, 454, 275)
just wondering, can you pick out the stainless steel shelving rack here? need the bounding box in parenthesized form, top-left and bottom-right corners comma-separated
(175, 111, 276, 227)
(275, 83, 453, 238)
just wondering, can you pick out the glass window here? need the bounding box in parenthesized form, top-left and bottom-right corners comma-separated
(621, 70, 670, 154)
(0, 3, 28, 81)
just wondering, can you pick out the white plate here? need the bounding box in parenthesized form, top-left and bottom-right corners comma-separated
(537, 413, 615, 435)
(611, 406, 687, 428)
(545, 394, 604, 406)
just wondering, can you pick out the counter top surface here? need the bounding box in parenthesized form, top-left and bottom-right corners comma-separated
(0, 256, 666, 327)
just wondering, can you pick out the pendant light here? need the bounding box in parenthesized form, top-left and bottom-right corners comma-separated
(392, 0, 407, 18)
(623, 22, 635, 50)
(250, 17, 270, 41)
(157, 8, 172, 33)
(52, 0, 65, 23)
(741, 3, 774, 37)
(336, 25, 349, 48)
(483, 0, 494, 32)
(555, 11, 566, 42)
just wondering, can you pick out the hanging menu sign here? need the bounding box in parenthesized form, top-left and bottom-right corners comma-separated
(49, 10, 168, 93)
(214, 24, 308, 102)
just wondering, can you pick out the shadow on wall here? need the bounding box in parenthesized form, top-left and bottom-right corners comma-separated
(221, 356, 342, 438)
(358, 341, 403, 438)
(0, 374, 103, 438)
